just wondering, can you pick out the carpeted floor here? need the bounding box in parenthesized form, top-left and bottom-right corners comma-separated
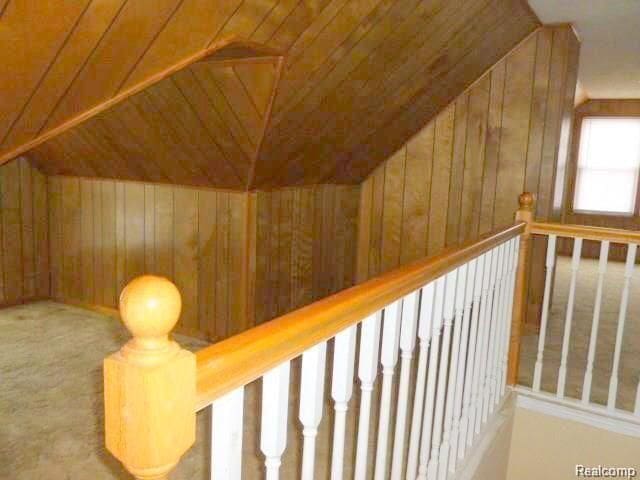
(518, 256, 640, 413)
(3, 256, 638, 479)
(0, 302, 379, 480)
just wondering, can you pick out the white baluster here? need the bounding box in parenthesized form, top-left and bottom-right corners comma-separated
(354, 312, 382, 480)
(533, 235, 557, 391)
(493, 242, 512, 410)
(374, 300, 403, 480)
(483, 245, 504, 422)
(406, 283, 436, 480)
(473, 249, 497, 436)
(417, 277, 446, 480)
(608, 244, 636, 410)
(330, 325, 357, 480)
(390, 291, 421, 480)
(261, 362, 291, 480)
(438, 264, 468, 480)
(426, 269, 458, 480)
(211, 387, 244, 480)
(557, 237, 583, 399)
(449, 259, 477, 473)
(459, 254, 486, 460)
(582, 240, 610, 403)
(500, 238, 520, 396)
(299, 342, 327, 480)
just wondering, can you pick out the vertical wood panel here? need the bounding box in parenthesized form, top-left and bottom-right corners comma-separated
(428, 104, 455, 255)
(62, 177, 81, 300)
(356, 177, 373, 282)
(229, 192, 248, 335)
(32, 166, 49, 297)
(1, 160, 24, 302)
(216, 192, 230, 338)
(381, 150, 405, 273)
(101, 181, 117, 307)
(173, 187, 198, 332)
(447, 94, 469, 246)
(459, 76, 490, 242)
(479, 59, 506, 234)
(19, 158, 35, 297)
(493, 34, 536, 228)
(198, 189, 217, 338)
(80, 180, 95, 302)
(277, 190, 293, 315)
(124, 183, 145, 283)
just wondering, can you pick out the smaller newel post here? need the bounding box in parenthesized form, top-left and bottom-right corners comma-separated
(507, 192, 534, 385)
(104, 276, 196, 480)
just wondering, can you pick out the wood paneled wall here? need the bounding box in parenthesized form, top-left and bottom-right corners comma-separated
(47, 176, 359, 339)
(251, 185, 360, 325)
(559, 100, 640, 261)
(48, 176, 249, 340)
(356, 26, 579, 326)
(0, 157, 49, 305)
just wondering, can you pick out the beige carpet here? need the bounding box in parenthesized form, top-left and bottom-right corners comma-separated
(0, 302, 380, 480)
(518, 256, 640, 413)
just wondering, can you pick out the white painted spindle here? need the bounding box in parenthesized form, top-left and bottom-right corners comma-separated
(459, 254, 486, 459)
(211, 387, 244, 480)
(390, 291, 420, 480)
(426, 269, 458, 480)
(473, 249, 497, 436)
(354, 312, 382, 480)
(261, 362, 291, 480)
(299, 342, 327, 480)
(532, 235, 557, 391)
(373, 300, 403, 480)
(608, 244, 636, 410)
(406, 283, 436, 480)
(417, 277, 446, 480)
(582, 240, 610, 403)
(449, 259, 477, 473)
(483, 245, 504, 422)
(438, 264, 468, 480)
(330, 325, 357, 480)
(557, 237, 583, 399)
(500, 238, 519, 396)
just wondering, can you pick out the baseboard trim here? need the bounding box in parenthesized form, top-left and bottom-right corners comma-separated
(515, 387, 640, 438)
(0, 296, 50, 309)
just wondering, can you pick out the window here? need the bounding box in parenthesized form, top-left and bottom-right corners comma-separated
(573, 117, 640, 214)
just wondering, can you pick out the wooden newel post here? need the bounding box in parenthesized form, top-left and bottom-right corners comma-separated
(104, 275, 196, 480)
(507, 192, 534, 385)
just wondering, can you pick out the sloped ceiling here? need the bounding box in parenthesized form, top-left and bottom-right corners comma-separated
(0, 0, 539, 189)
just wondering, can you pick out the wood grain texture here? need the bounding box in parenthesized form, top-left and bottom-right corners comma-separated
(1, 0, 538, 189)
(355, 26, 579, 330)
(0, 158, 50, 303)
(29, 58, 280, 189)
(252, 185, 360, 325)
(197, 222, 525, 408)
(46, 174, 358, 338)
(47, 175, 249, 341)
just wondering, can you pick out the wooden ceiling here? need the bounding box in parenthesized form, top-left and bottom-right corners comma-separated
(1, 0, 539, 189)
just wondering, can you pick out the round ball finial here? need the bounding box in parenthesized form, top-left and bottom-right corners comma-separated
(519, 192, 534, 211)
(119, 275, 182, 349)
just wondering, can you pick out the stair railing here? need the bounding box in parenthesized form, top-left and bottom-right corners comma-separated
(104, 194, 534, 479)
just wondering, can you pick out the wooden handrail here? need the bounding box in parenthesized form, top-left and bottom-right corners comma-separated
(531, 221, 640, 244)
(195, 222, 525, 410)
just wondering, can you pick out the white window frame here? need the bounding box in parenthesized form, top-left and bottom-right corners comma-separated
(572, 116, 640, 216)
